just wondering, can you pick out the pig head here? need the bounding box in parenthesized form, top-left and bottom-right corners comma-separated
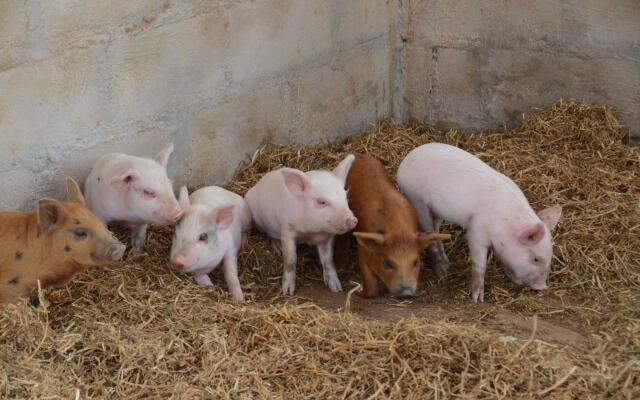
(281, 164, 358, 235)
(0, 177, 125, 304)
(353, 232, 451, 297)
(108, 143, 182, 225)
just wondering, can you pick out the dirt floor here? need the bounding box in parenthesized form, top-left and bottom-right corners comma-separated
(1, 101, 638, 399)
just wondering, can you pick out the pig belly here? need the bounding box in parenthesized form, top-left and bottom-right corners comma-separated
(296, 232, 331, 246)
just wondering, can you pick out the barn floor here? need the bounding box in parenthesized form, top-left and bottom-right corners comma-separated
(1, 101, 638, 399)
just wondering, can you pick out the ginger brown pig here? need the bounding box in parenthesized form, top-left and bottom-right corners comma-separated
(335, 154, 449, 298)
(0, 178, 125, 304)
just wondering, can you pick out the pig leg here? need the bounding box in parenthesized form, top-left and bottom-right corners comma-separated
(431, 218, 450, 276)
(281, 232, 298, 296)
(130, 224, 148, 254)
(468, 234, 489, 303)
(333, 234, 350, 270)
(223, 252, 244, 302)
(317, 236, 342, 293)
(271, 239, 283, 257)
(193, 273, 213, 286)
(416, 207, 450, 278)
(358, 248, 379, 298)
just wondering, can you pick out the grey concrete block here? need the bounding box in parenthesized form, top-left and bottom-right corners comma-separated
(186, 81, 293, 188)
(295, 47, 391, 144)
(228, 0, 332, 84)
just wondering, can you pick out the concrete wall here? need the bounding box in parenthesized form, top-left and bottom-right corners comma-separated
(1, 0, 638, 210)
(0, 0, 395, 210)
(399, 0, 640, 135)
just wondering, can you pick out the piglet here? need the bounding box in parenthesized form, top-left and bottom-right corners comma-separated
(244, 155, 358, 295)
(397, 143, 562, 302)
(170, 186, 251, 301)
(0, 177, 125, 304)
(84, 143, 182, 253)
(335, 153, 451, 298)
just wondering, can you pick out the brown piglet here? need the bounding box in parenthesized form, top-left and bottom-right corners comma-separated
(0, 177, 126, 304)
(335, 154, 450, 298)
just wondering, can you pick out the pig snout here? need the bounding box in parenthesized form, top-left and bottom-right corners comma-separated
(395, 285, 416, 298)
(156, 204, 182, 224)
(170, 254, 187, 271)
(344, 215, 358, 231)
(528, 279, 548, 291)
(107, 243, 126, 262)
(170, 207, 184, 223)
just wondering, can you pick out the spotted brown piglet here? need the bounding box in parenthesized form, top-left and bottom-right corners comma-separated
(335, 154, 450, 298)
(0, 177, 125, 304)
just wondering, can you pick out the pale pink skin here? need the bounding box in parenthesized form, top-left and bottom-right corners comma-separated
(397, 143, 562, 302)
(244, 154, 358, 296)
(169, 186, 251, 302)
(84, 143, 182, 252)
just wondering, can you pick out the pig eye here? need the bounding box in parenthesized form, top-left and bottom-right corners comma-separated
(199, 233, 208, 242)
(413, 260, 420, 268)
(533, 256, 542, 265)
(383, 259, 394, 270)
(142, 189, 156, 198)
(73, 228, 89, 241)
(316, 199, 329, 207)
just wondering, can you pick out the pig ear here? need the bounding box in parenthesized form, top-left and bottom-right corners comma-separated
(282, 169, 311, 196)
(417, 232, 451, 249)
(353, 232, 386, 251)
(65, 177, 86, 206)
(178, 186, 191, 210)
(211, 205, 235, 230)
(333, 154, 355, 185)
(37, 198, 65, 232)
(518, 223, 545, 246)
(110, 170, 139, 192)
(155, 143, 174, 169)
(537, 205, 562, 231)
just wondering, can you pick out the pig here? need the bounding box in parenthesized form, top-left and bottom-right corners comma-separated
(84, 143, 182, 254)
(244, 155, 358, 295)
(0, 177, 126, 304)
(335, 154, 450, 298)
(397, 143, 562, 302)
(169, 186, 251, 302)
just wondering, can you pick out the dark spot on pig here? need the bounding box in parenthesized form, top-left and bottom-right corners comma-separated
(97, 177, 101, 181)
(65, 245, 71, 252)
(8, 276, 19, 284)
(15, 251, 23, 260)
(75, 219, 80, 225)
(36, 232, 40, 238)
(28, 295, 40, 308)
(378, 229, 386, 234)
(16, 235, 21, 240)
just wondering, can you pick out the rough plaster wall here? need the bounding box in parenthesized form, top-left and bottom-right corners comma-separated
(1, 0, 638, 211)
(400, 0, 640, 138)
(0, 0, 395, 210)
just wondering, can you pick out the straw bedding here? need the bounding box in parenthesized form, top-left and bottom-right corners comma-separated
(1, 100, 638, 399)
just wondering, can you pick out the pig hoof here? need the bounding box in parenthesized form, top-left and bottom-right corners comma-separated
(232, 293, 245, 302)
(282, 272, 296, 296)
(471, 287, 484, 303)
(325, 275, 343, 292)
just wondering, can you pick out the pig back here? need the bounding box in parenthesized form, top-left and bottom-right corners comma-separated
(397, 143, 530, 226)
(346, 154, 418, 234)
